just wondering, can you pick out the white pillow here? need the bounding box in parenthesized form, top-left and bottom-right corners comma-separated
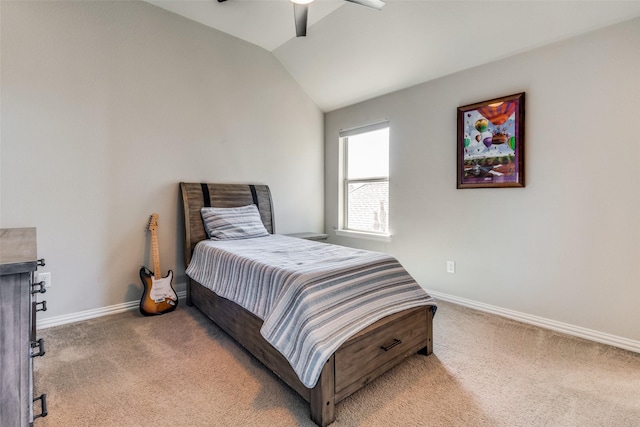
(201, 205, 269, 240)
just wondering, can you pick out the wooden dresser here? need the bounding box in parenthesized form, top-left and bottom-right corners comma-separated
(0, 228, 48, 425)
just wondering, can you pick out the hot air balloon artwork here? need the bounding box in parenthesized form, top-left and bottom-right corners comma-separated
(456, 93, 525, 189)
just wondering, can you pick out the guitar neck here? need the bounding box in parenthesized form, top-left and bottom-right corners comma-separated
(151, 228, 161, 280)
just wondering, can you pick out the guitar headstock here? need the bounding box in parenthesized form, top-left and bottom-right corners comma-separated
(148, 213, 159, 232)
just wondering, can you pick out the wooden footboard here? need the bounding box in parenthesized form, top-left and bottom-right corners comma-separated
(188, 279, 433, 426)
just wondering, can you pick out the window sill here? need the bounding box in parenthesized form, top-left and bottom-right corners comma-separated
(335, 229, 392, 243)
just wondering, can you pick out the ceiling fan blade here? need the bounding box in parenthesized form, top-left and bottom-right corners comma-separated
(217, 0, 227, 2)
(344, 0, 385, 10)
(293, 3, 309, 37)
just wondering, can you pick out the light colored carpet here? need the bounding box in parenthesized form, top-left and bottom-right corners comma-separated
(34, 301, 640, 426)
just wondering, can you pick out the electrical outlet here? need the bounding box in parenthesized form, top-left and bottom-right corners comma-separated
(36, 272, 52, 288)
(446, 261, 455, 274)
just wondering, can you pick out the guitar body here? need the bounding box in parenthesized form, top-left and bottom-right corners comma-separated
(139, 267, 178, 316)
(140, 213, 178, 316)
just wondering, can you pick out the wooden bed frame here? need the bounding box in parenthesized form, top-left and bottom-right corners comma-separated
(180, 182, 434, 426)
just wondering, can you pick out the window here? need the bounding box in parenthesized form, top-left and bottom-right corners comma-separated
(339, 121, 390, 236)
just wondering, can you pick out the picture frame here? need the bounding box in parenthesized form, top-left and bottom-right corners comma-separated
(457, 92, 525, 188)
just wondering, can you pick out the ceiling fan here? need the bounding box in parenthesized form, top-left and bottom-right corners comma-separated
(217, 0, 386, 37)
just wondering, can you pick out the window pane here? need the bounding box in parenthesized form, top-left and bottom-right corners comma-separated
(347, 128, 389, 179)
(347, 181, 389, 233)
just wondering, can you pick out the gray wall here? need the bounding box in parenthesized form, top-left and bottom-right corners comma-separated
(1, 1, 324, 320)
(325, 19, 640, 344)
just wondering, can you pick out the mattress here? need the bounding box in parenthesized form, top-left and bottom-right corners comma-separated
(185, 234, 436, 388)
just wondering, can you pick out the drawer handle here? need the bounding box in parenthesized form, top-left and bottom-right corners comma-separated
(37, 258, 46, 267)
(380, 338, 402, 352)
(36, 300, 48, 312)
(31, 281, 47, 295)
(31, 338, 46, 358)
(33, 393, 48, 419)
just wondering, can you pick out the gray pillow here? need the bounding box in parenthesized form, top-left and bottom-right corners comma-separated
(201, 205, 269, 240)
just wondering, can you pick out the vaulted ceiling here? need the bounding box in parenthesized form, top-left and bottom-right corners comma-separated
(146, 0, 640, 112)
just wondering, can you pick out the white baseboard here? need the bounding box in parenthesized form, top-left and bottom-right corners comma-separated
(37, 290, 188, 329)
(38, 288, 640, 354)
(427, 289, 640, 354)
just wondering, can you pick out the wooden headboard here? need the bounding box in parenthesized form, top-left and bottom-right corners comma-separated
(179, 182, 275, 266)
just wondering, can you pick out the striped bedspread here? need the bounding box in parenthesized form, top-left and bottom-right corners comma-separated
(185, 234, 436, 388)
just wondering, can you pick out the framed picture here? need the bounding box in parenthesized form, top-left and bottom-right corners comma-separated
(457, 92, 525, 188)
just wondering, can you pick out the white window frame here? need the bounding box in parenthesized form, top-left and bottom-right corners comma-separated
(337, 120, 391, 242)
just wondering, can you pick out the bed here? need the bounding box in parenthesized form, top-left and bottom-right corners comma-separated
(180, 182, 436, 426)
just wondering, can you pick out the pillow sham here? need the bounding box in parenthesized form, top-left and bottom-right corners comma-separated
(201, 204, 269, 240)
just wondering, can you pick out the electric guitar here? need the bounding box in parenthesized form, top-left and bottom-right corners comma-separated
(139, 213, 178, 316)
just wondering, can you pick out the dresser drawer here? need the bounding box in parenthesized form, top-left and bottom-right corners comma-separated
(334, 307, 429, 395)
